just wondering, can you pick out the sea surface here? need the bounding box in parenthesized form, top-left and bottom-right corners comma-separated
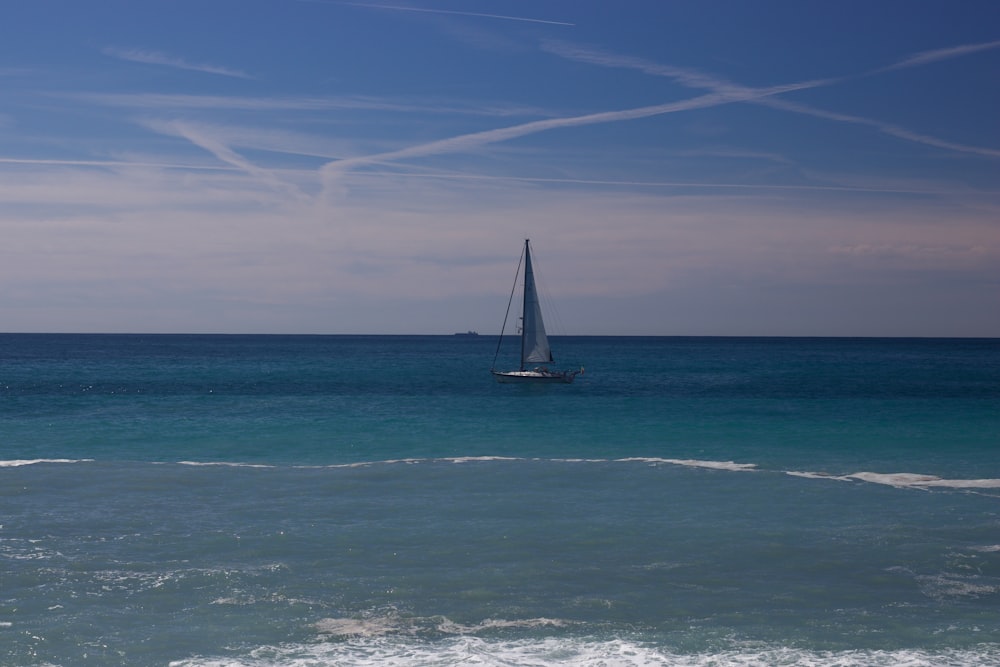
(2, 334, 999, 666)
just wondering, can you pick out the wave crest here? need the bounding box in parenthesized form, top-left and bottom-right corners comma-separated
(0, 458, 92, 467)
(169, 637, 1000, 667)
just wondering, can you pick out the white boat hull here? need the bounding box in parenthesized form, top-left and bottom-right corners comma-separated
(491, 369, 579, 384)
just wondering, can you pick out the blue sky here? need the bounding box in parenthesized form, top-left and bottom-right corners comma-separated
(2, 1, 998, 335)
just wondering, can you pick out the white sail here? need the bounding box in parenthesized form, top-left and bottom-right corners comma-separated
(521, 242, 553, 367)
(491, 239, 580, 384)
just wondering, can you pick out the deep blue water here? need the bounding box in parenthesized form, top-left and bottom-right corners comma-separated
(2, 334, 999, 665)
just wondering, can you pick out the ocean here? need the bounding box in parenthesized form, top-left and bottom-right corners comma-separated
(2, 334, 999, 666)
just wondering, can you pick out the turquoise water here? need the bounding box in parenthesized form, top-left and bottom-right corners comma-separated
(2, 334, 999, 665)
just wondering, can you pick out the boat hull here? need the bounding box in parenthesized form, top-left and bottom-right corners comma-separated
(491, 369, 578, 384)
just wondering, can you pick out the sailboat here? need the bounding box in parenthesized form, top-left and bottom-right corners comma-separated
(491, 239, 582, 384)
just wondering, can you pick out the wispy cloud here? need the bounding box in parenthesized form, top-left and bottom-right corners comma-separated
(102, 47, 253, 79)
(541, 40, 805, 95)
(318, 69, 828, 186)
(880, 39, 1000, 72)
(145, 120, 308, 201)
(317, 1, 574, 26)
(762, 97, 1000, 159)
(362, 170, 956, 196)
(0, 156, 237, 171)
(543, 39, 1000, 160)
(68, 91, 548, 117)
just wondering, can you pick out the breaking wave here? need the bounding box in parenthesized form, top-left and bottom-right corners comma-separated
(7, 455, 997, 494)
(787, 470, 1000, 489)
(169, 636, 1000, 667)
(0, 458, 92, 467)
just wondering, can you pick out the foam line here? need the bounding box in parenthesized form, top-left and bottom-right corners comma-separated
(0, 458, 92, 467)
(787, 470, 1000, 489)
(11, 458, 994, 494)
(170, 635, 1000, 667)
(618, 457, 759, 471)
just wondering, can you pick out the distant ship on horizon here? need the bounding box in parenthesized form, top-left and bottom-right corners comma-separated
(454, 330, 479, 337)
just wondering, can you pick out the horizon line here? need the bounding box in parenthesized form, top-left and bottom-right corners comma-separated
(0, 332, 996, 340)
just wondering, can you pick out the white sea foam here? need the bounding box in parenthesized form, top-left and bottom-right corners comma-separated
(849, 471, 1000, 489)
(317, 456, 761, 471)
(320, 458, 425, 469)
(916, 573, 1000, 600)
(45, 457, 997, 497)
(785, 470, 853, 482)
(437, 617, 571, 633)
(448, 456, 522, 464)
(313, 614, 570, 639)
(971, 545, 1000, 553)
(168, 637, 1000, 667)
(314, 616, 404, 638)
(177, 461, 274, 469)
(0, 458, 92, 467)
(618, 457, 758, 472)
(787, 469, 1000, 490)
(165, 456, 762, 474)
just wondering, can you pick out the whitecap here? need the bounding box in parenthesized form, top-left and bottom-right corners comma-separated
(916, 573, 1000, 600)
(448, 456, 523, 464)
(785, 470, 853, 482)
(0, 458, 92, 467)
(167, 637, 1000, 667)
(847, 472, 1000, 489)
(618, 457, 758, 472)
(435, 617, 571, 634)
(314, 613, 572, 640)
(785, 469, 1000, 490)
(177, 461, 274, 469)
(314, 616, 410, 638)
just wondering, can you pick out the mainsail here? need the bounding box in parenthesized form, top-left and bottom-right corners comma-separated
(520, 241, 553, 368)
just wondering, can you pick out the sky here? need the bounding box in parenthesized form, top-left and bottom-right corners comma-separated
(2, 0, 999, 336)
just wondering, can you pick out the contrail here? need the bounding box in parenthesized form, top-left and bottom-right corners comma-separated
(544, 39, 1000, 160)
(154, 121, 309, 201)
(879, 39, 1000, 72)
(320, 35, 1000, 191)
(102, 47, 252, 79)
(759, 97, 1000, 159)
(0, 157, 239, 171)
(326, 1, 574, 26)
(320, 80, 825, 181)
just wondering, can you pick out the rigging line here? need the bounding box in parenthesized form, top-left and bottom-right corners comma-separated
(491, 243, 525, 372)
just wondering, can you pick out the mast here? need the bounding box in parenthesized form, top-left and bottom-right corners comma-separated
(520, 239, 529, 370)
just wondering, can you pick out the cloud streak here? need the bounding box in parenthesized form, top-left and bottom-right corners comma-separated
(761, 97, 1000, 159)
(543, 39, 1000, 160)
(320, 79, 828, 184)
(320, 1, 574, 26)
(103, 47, 253, 79)
(146, 120, 308, 201)
(541, 40, 800, 96)
(0, 156, 238, 171)
(382, 170, 966, 196)
(68, 91, 548, 118)
(880, 39, 1000, 72)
